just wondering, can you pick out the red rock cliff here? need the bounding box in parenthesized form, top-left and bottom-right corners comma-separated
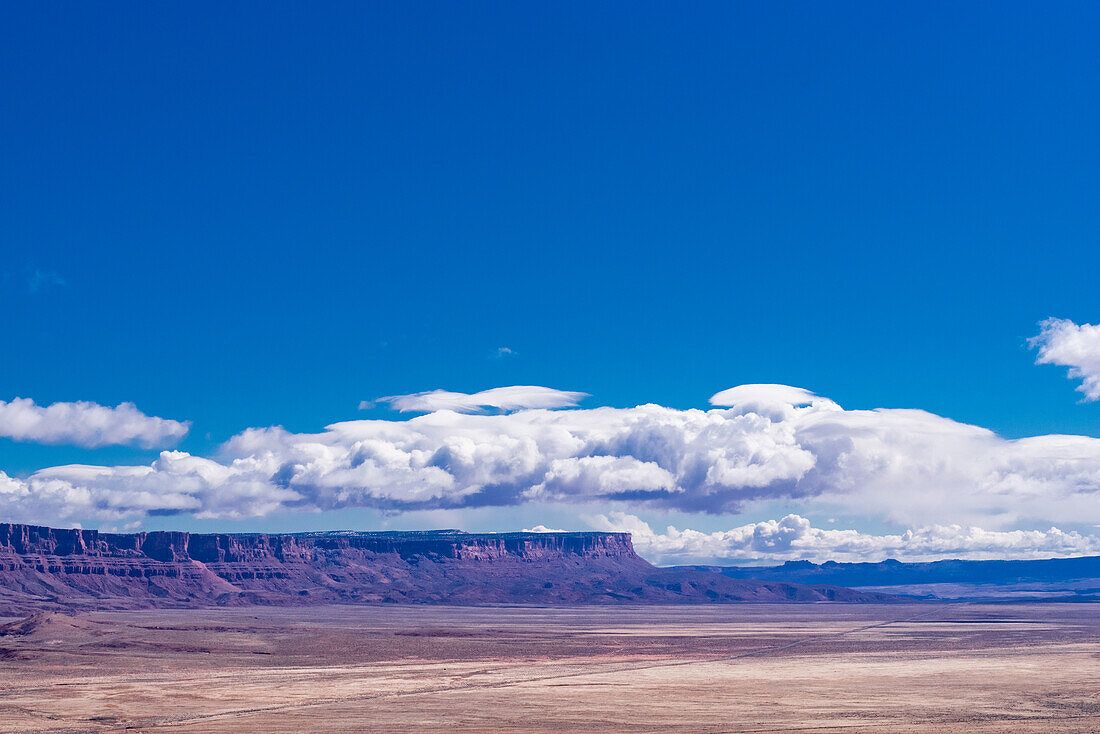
(0, 524, 637, 562)
(0, 523, 896, 612)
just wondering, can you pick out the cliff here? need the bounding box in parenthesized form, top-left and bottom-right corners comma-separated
(0, 523, 897, 613)
(0, 524, 635, 564)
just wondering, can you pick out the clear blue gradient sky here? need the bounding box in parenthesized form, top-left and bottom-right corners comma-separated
(3, 3, 1100, 560)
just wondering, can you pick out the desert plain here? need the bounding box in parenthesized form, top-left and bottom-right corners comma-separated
(0, 602, 1098, 732)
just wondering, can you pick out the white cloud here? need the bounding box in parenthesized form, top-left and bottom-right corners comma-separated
(588, 512, 1100, 564)
(3, 383, 1100, 556)
(1031, 317, 1100, 401)
(524, 524, 566, 533)
(0, 398, 190, 448)
(375, 385, 589, 413)
(526, 456, 678, 501)
(0, 452, 301, 522)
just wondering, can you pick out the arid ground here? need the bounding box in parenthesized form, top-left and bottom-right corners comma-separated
(1, 603, 1098, 732)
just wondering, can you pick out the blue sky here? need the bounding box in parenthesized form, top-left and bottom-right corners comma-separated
(3, 3, 1100, 562)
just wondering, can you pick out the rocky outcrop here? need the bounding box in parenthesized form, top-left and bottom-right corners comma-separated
(0, 523, 898, 613)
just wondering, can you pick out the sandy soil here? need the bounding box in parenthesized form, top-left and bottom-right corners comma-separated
(0, 603, 1097, 732)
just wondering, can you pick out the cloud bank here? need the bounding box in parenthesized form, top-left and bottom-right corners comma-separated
(0, 398, 190, 449)
(589, 512, 1100, 564)
(1031, 318, 1100, 401)
(3, 383, 1100, 543)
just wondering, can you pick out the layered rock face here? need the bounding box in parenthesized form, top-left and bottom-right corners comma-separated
(0, 524, 635, 564)
(0, 524, 896, 613)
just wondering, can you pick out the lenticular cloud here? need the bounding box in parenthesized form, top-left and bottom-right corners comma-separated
(4, 384, 1100, 539)
(373, 386, 589, 413)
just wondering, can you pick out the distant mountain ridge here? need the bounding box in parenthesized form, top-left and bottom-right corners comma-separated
(686, 556, 1100, 601)
(0, 523, 897, 613)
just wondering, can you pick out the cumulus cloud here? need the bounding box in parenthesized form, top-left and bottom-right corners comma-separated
(0, 398, 190, 448)
(1031, 318, 1100, 401)
(589, 512, 1100, 564)
(375, 386, 589, 413)
(4, 383, 1100, 549)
